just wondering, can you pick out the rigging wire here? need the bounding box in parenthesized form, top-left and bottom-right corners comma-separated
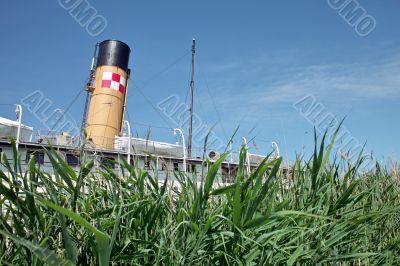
(126, 50, 191, 130)
(198, 62, 229, 142)
(130, 50, 191, 92)
(49, 89, 84, 133)
(133, 88, 174, 129)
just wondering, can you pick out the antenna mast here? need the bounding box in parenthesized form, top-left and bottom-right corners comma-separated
(188, 38, 196, 158)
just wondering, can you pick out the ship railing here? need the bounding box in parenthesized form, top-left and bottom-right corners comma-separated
(0, 152, 238, 184)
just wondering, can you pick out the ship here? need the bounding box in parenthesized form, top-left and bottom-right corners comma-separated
(0, 39, 283, 183)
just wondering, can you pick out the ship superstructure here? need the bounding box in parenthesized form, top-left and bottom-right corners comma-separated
(0, 40, 284, 183)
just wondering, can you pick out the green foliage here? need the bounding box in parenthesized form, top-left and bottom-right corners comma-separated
(0, 133, 399, 265)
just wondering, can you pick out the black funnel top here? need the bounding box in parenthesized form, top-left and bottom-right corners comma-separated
(97, 40, 131, 72)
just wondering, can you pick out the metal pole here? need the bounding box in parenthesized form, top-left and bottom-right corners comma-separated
(272, 141, 282, 176)
(242, 137, 250, 174)
(187, 38, 196, 158)
(156, 156, 159, 175)
(15, 104, 22, 152)
(272, 141, 280, 158)
(125, 120, 131, 163)
(174, 128, 187, 175)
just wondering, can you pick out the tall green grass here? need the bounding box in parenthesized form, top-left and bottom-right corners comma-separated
(0, 131, 399, 265)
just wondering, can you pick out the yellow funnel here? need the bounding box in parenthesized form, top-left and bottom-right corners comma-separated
(86, 40, 131, 149)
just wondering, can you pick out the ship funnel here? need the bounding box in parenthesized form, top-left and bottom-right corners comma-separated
(86, 40, 131, 149)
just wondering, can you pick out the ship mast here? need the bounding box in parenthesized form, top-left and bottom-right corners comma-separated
(187, 38, 196, 158)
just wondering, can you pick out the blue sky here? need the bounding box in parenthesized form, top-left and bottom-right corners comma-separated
(0, 1, 399, 164)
